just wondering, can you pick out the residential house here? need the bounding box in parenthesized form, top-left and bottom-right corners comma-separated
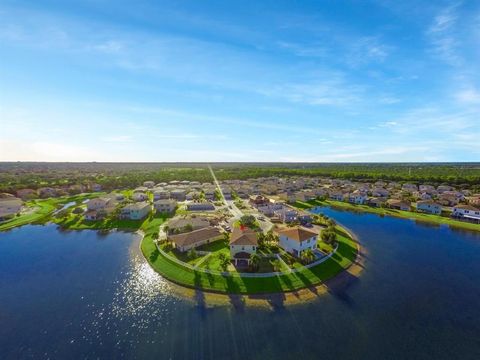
(277, 226, 318, 257)
(349, 190, 367, 205)
(153, 190, 169, 201)
(133, 192, 148, 202)
(452, 205, 480, 221)
(168, 217, 210, 234)
(416, 200, 442, 215)
(168, 226, 223, 252)
(186, 202, 215, 211)
(154, 199, 177, 214)
(371, 187, 389, 198)
(120, 202, 151, 220)
(386, 199, 411, 211)
(87, 197, 111, 211)
(38, 187, 57, 198)
(204, 189, 216, 200)
(367, 197, 386, 207)
(170, 189, 187, 201)
(229, 227, 258, 267)
(274, 207, 298, 223)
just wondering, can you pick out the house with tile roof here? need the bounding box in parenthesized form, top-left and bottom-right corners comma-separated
(277, 226, 318, 257)
(229, 227, 258, 266)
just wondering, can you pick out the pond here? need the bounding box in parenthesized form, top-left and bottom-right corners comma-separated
(1, 208, 480, 359)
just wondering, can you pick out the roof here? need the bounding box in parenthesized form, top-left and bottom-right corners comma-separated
(277, 226, 318, 242)
(169, 226, 222, 247)
(168, 217, 210, 229)
(123, 202, 150, 211)
(454, 204, 479, 211)
(230, 227, 258, 246)
(417, 200, 441, 206)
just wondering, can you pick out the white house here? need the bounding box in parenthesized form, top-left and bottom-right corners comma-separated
(273, 207, 298, 223)
(153, 190, 169, 201)
(87, 197, 111, 211)
(120, 202, 151, 220)
(277, 226, 318, 257)
(452, 205, 480, 220)
(170, 189, 187, 201)
(229, 227, 258, 267)
(169, 226, 223, 252)
(416, 200, 442, 215)
(349, 191, 367, 205)
(133, 192, 148, 202)
(154, 199, 177, 214)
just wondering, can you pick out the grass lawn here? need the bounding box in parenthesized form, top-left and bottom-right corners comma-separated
(0, 193, 103, 232)
(295, 199, 480, 232)
(140, 225, 358, 294)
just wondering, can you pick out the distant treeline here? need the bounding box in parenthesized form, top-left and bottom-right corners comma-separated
(1, 162, 479, 193)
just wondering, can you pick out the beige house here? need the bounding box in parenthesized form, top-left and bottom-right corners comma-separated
(229, 227, 258, 266)
(154, 199, 177, 214)
(169, 226, 223, 252)
(277, 226, 318, 257)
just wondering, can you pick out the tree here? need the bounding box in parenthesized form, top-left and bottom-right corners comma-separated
(257, 232, 266, 248)
(321, 229, 337, 245)
(218, 253, 230, 271)
(249, 253, 260, 271)
(163, 225, 170, 234)
(239, 214, 256, 227)
(187, 248, 197, 260)
(151, 232, 159, 242)
(301, 249, 315, 264)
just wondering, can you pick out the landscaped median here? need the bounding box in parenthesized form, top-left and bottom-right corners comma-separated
(293, 199, 480, 232)
(140, 225, 358, 295)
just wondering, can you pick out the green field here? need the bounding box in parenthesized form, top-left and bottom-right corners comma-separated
(0, 193, 102, 231)
(295, 199, 480, 232)
(140, 226, 358, 294)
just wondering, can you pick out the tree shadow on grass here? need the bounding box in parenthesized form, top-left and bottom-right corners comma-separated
(225, 275, 246, 313)
(149, 248, 159, 263)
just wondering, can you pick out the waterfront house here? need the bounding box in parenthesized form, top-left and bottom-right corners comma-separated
(169, 226, 223, 252)
(87, 197, 111, 211)
(277, 226, 318, 257)
(154, 199, 177, 214)
(120, 202, 151, 220)
(229, 227, 258, 267)
(416, 200, 442, 215)
(386, 199, 411, 211)
(452, 205, 480, 221)
(348, 191, 367, 205)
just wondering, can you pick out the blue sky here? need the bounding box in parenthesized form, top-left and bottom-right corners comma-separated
(0, 0, 479, 162)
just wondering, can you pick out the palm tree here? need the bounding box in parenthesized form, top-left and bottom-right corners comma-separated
(249, 253, 261, 271)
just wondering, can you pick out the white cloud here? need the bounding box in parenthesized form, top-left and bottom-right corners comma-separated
(455, 87, 480, 104)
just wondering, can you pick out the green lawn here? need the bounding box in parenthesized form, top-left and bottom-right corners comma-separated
(140, 225, 358, 294)
(0, 193, 103, 232)
(295, 199, 480, 232)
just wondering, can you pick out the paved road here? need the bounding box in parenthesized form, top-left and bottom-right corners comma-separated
(208, 165, 243, 219)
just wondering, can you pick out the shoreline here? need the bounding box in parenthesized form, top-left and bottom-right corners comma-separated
(138, 221, 362, 302)
(301, 199, 480, 233)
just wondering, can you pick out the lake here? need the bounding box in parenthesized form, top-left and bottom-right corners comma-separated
(1, 208, 480, 359)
